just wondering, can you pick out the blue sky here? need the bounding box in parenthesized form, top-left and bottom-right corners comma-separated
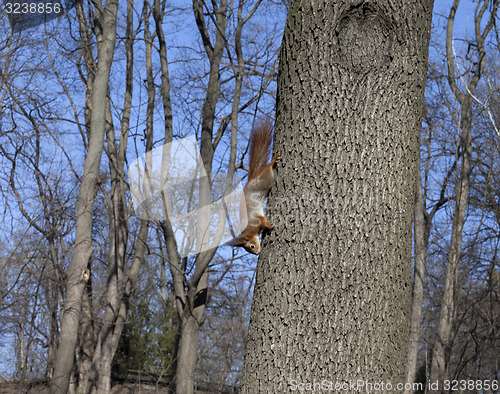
(433, 0, 489, 37)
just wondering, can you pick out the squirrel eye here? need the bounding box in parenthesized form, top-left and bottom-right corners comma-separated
(251, 245, 255, 249)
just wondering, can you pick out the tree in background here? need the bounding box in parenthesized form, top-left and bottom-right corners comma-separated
(155, 1, 283, 392)
(404, 1, 500, 389)
(0, 14, 77, 385)
(427, 1, 498, 391)
(49, 0, 119, 388)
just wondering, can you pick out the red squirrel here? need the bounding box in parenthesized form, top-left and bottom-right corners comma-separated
(228, 118, 280, 255)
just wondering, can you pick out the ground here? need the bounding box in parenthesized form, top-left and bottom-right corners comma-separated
(0, 381, 235, 393)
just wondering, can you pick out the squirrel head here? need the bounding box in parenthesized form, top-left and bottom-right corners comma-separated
(227, 234, 261, 255)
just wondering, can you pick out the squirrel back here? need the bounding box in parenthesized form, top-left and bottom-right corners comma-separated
(248, 117, 273, 181)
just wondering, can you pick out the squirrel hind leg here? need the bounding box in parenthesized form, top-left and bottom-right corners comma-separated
(259, 216, 273, 230)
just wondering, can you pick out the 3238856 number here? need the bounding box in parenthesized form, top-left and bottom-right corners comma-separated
(5, 1, 61, 14)
(444, 380, 498, 392)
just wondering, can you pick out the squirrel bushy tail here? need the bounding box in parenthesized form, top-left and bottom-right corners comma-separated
(248, 117, 273, 180)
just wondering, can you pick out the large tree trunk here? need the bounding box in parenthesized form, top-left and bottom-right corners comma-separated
(241, 0, 433, 392)
(50, 0, 119, 392)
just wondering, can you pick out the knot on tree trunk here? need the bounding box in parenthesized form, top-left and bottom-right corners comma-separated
(335, 3, 395, 74)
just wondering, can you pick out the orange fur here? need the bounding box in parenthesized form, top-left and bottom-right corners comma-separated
(227, 118, 280, 255)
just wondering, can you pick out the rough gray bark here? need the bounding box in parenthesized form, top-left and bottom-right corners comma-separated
(50, 0, 119, 391)
(428, 1, 497, 392)
(241, 0, 433, 392)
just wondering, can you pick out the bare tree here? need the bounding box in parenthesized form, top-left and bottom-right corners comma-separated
(446, 60, 500, 385)
(428, 1, 498, 391)
(50, 0, 119, 391)
(81, 0, 150, 391)
(156, 1, 280, 392)
(405, 106, 454, 391)
(0, 24, 76, 384)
